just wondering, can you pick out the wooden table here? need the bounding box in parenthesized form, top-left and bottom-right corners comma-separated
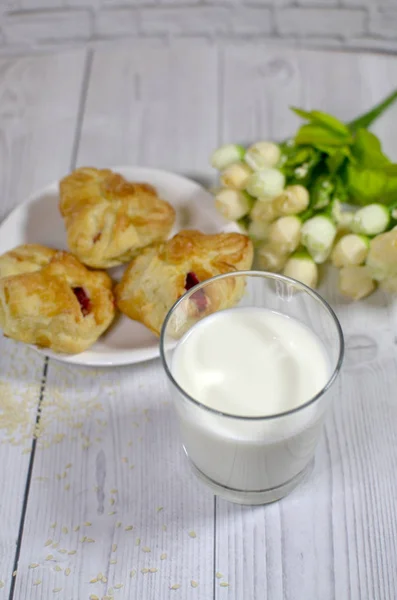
(0, 41, 397, 600)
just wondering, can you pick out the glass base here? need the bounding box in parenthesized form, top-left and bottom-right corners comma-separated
(185, 450, 315, 505)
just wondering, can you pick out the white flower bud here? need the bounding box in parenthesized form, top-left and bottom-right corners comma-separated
(211, 144, 245, 171)
(301, 215, 337, 264)
(339, 266, 376, 300)
(248, 220, 270, 241)
(351, 204, 390, 236)
(331, 234, 369, 268)
(215, 189, 252, 221)
(366, 228, 397, 282)
(283, 253, 318, 289)
(331, 199, 354, 228)
(244, 142, 281, 171)
(268, 216, 301, 254)
(273, 185, 309, 216)
(255, 242, 288, 273)
(251, 196, 278, 223)
(220, 162, 252, 190)
(247, 197, 279, 240)
(246, 169, 285, 198)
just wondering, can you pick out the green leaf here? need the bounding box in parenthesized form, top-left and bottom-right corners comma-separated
(326, 150, 348, 174)
(280, 146, 323, 187)
(348, 88, 397, 132)
(333, 176, 349, 204)
(310, 111, 351, 136)
(291, 107, 351, 136)
(295, 124, 352, 147)
(352, 129, 390, 168)
(310, 175, 334, 210)
(281, 146, 314, 167)
(347, 164, 388, 205)
(290, 107, 313, 120)
(384, 174, 397, 205)
(383, 164, 397, 176)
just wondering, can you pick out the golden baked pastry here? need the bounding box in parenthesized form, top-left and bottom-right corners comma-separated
(0, 245, 115, 354)
(115, 230, 254, 336)
(59, 167, 176, 268)
(0, 243, 57, 278)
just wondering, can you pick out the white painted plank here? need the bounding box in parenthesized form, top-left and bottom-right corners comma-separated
(14, 361, 216, 599)
(220, 43, 397, 157)
(217, 43, 397, 600)
(0, 49, 86, 596)
(14, 40, 218, 599)
(77, 39, 218, 183)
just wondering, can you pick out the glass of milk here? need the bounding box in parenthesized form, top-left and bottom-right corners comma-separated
(160, 271, 344, 505)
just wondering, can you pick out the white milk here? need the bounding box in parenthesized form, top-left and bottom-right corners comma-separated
(171, 307, 331, 494)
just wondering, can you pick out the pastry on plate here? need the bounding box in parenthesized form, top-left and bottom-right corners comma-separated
(115, 229, 254, 336)
(0, 243, 57, 278)
(0, 245, 115, 354)
(59, 167, 176, 268)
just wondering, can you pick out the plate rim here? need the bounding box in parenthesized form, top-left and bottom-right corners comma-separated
(0, 165, 226, 367)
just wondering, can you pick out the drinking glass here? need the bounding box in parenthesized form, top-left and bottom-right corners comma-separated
(160, 271, 344, 505)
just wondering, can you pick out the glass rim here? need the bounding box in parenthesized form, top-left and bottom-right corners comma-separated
(160, 270, 344, 421)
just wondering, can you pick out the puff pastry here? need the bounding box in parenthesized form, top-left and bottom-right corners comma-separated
(0, 243, 57, 278)
(115, 229, 254, 336)
(0, 245, 115, 354)
(59, 167, 176, 268)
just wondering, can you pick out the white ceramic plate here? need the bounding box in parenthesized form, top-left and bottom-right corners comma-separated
(0, 166, 235, 367)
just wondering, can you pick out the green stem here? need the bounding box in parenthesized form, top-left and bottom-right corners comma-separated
(348, 88, 397, 132)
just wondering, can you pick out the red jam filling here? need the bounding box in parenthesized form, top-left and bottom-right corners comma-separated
(73, 287, 92, 316)
(185, 272, 200, 290)
(184, 272, 207, 312)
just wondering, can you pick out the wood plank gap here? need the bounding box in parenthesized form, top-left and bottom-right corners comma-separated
(69, 48, 93, 172)
(213, 495, 217, 600)
(8, 47, 93, 599)
(8, 358, 49, 600)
